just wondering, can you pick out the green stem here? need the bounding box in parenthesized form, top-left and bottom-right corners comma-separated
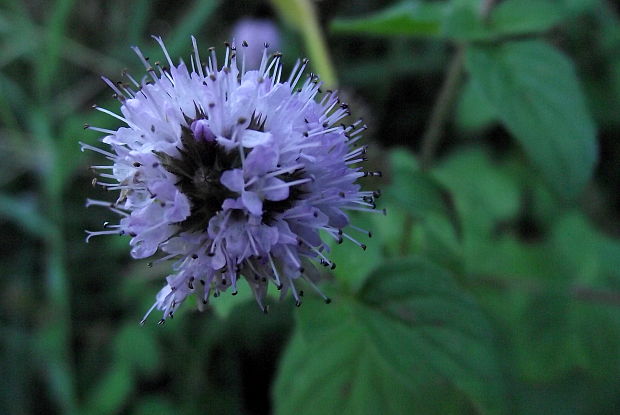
(271, 0, 337, 87)
(419, 46, 465, 171)
(32, 110, 78, 415)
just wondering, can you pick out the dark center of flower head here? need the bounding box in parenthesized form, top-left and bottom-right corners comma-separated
(154, 114, 305, 232)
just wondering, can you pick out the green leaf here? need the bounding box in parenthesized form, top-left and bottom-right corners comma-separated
(210, 285, 254, 318)
(331, 1, 444, 37)
(274, 258, 506, 414)
(456, 78, 498, 131)
(113, 323, 160, 374)
(327, 212, 382, 292)
(489, 0, 568, 36)
(0, 193, 55, 238)
(84, 362, 134, 415)
(132, 396, 176, 415)
(434, 148, 521, 232)
(388, 149, 455, 220)
(467, 41, 598, 198)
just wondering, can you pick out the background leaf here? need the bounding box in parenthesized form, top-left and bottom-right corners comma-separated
(274, 258, 506, 414)
(467, 40, 598, 198)
(330, 1, 444, 37)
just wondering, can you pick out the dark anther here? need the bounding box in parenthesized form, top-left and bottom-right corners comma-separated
(147, 262, 153, 267)
(192, 254, 198, 259)
(298, 267, 305, 273)
(303, 132, 309, 137)
(295, 300, 302, 307)
(339, 192, 345, 197)
(237, 117, 247, 124)
(152, 162, 160, 168)
(276, 283, 283, 290)
(330, 263, 336, 270)
(324, 298, 332, 304)
(150, 125, 155, 132)
(299, 290, 304, 297)
(200, 279, 205, 285)
(322, 122, 329, 128)
(264, 42, 270, 48)
(208, 102, 215, 108)
(129, 232, 137, 237)
(209, 74, 216, 81)
(133, 162, 141, 167)
(242, 40, 248, 47)
(360, 244, 367, 251)
(232, 290, 238, 296)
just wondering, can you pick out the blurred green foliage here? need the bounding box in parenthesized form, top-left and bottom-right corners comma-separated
(2, 0, 620, 414)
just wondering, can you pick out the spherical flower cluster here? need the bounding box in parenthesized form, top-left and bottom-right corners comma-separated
(82, 36, 382, 323)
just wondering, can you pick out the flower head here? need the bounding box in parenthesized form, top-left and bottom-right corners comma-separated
(82, 36, 382, 323)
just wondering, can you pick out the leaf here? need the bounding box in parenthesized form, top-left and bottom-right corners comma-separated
(327, 212, 382, 292)
(467, 40, 598, 198)
(113, 323, 160, 374)
(433, 148, 521, 232)
(0, 193, 54, 238)
(488, 0, 568, 37)
(84, 362, 134, 415)
(274, 258, 506, 414)
(330, 1, 444, 37)
(210, 284, 253, 318)
(455, 78, 497, 131)
(387, 149, 455, 220)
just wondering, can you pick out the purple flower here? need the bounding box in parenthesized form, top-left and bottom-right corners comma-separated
(82, 36, 382, 323)
(232, 18, 280, 69)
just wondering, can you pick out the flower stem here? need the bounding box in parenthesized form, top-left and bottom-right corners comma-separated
(270, 0, 337, 87)
(419, 46, 465, 171)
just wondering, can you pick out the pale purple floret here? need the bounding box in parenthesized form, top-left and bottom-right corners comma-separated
(82, 36, 382, 323)
(232, 18, 280, 69)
